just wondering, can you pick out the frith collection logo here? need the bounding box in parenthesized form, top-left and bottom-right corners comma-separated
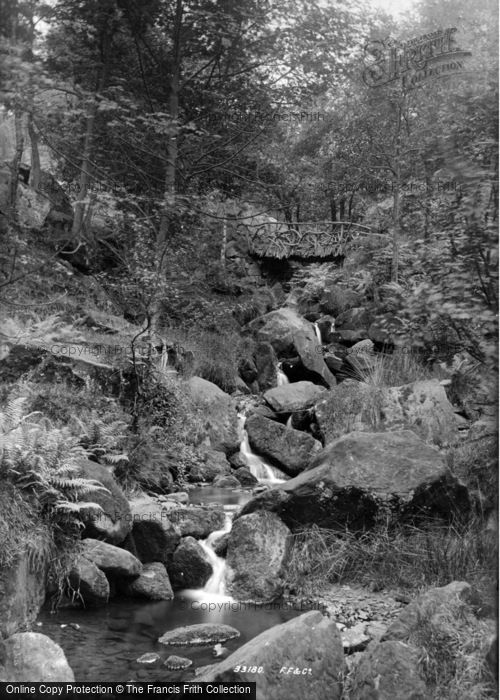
(363, 28, 472, 89)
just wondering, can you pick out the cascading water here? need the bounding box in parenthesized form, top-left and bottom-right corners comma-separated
(196, 513, 233, 598)
(237, 413, 287, 484)
(286, 415, 293, 429)
(276, 362, 289, 386)
(313, 322, 322, 345)
(193, 414, 288, 598)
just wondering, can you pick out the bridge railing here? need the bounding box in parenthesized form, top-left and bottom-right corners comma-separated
(236, 220, 374, 258)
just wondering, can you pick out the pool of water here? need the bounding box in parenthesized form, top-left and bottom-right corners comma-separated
(38, 594, 304, 681)
(188, 486, 256, 509)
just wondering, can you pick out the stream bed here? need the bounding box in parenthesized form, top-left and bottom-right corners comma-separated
(37, 594, 305, 681)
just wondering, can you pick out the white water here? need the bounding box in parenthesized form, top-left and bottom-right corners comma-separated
(182, 512, 234, 601)
(313, 322, 322, 345)
(286, 415, 293, 429)
(192, 414, 288, 597)
(276, 362, 289, 386)
(238, 418, 287, 483)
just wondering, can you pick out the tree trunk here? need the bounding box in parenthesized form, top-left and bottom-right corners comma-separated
(220, 218, 227, 270)
(27, 113, 41, 190)
(157, 0, 183, 253)
(71, 106, 97, 239)
(8, 108, 25, 222)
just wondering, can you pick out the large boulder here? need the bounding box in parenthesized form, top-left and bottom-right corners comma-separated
(80, 539, 142, 579)
(246, 413, 322, 477)
(254, 342, 279, 391)
(0, 544, 47, 639)
(349, 640, 427, 700)
(225, 511, 291, 601)
(264, 381, 327, 413)
(68, 556, 110, 605)
(245, 307, 313, 355)
(197, 611, 345, 700)
(0, 632, 74, 682)
(239, 431, 470, 530)
(129, 496, 181, 566)
(123, 562, 174, 601)
(170, 537, 212, 589)
(315, 379, 458, 447)
(292, 329, 336, 388)
(166, 505, 226, 539)
(76, 459, 132, 545)
(186, 377, 239, 454)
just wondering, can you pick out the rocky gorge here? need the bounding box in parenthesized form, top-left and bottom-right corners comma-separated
(0, 292, 497, 697)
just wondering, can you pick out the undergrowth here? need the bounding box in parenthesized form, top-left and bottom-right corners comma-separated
(283, 518, 497, 604)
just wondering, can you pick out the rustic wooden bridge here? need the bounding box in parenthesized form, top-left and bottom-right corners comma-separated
(236, 219, 373, 259)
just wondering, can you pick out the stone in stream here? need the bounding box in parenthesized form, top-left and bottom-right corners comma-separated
(136, 653, 161, 666)
(254, 342, 279, 391)
(188, 449, 231, 483)
(129, 496, 181, 566)
(169, 537, 213, 589)
(167, 505, 226, 539)
(245, 413, 322, 477)
(80, 539, 142, 579)
(68, 556, 110, 605)
(158, 623, 240, 646)
(212, 474, 240, 488)
(263, 381, 327, 413)
(164, 656, 193, 670)
(0, 632, 75, 681)
(225, 511, 291, 602)
(197, 611, 344, 700)
(124, 562, 174, 601)
(233, 467, 258, 487)
(238, 430, 470, 531)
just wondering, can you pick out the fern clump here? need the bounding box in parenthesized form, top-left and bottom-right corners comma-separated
(0, 397, 108, 528)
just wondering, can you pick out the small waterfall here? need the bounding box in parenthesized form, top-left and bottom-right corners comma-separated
(198, 513, 233, 597)
(276, 362, 289, 386)
(314, 322, 322, 345)
(286, 415, 293, 429)
(237, 413, 287, 483)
